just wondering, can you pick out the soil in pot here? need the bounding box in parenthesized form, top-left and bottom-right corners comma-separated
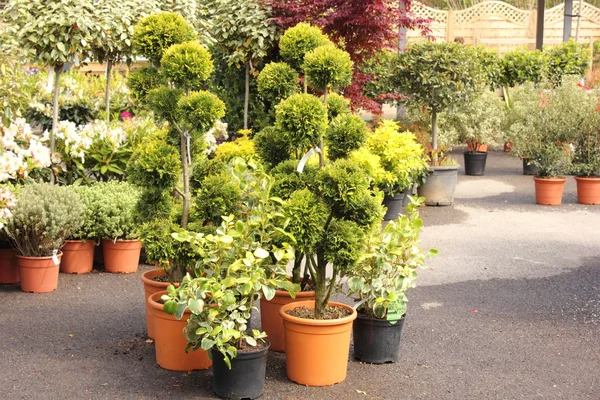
(280, 300, 357, 386)
(148, 291, 212, 371)
(463, 151, 487, 176)
(141, 269, 178, 339)
(17, 253, 62, 293)
(353, 313, 405, 364)
(0, 248, 19, 284)
(102, 239, 141, 273)
(382, 193, 405, 221)
(533, 177, 567, 205)
(60, 240, 94, 274)
(574, 176, 600, 205)
(259, 286, 315, 352)
(211, 341, 270, 400)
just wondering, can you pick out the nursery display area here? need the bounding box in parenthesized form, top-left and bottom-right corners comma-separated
(0, 1, 599, 399)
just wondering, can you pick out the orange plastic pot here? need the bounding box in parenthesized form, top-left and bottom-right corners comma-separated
(102, 239, 141, 273)
(574, 176, 600, 205)
(141, 269, 179, 339)
(280, 300, 357, 386)
(533, 177, 566, 205)
(60, 240, 94, 274)
(0, 248, 19, 284)
(260, 288, 315, 352)
(17, 253, 62, 293)
(148, 291, 212, 371)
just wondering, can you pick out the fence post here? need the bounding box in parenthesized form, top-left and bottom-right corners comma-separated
(446, 10, 454, 42)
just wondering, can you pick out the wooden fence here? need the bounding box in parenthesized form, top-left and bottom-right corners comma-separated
(407, 1, 600, 53)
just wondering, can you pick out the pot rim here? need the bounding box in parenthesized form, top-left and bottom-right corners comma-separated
(101, 238, 141, 244)
(356, 311, 406, 322)
(148, 290, 191, 316)
(533, 176, 567, 182)
(428, 165, 460, 172)
(279, 300, 357, 326)
(574, 176, 600, 181)
(16, 252, 63, 260)
(211, 340, 271, 359)
(463, 150, 488, 155)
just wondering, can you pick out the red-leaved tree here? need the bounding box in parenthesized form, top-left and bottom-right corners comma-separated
(265, 0, 433, 113)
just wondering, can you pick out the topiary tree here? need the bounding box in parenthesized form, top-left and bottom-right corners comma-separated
(2, 0, 98, 156)
(390, 41, 484, 161)
(303, 45, 353, 166)
(322, 92, 350, 122)
(132, 12, 196, 67)
(545, 40, 590, 87)
(279, 23, 333, 92)
(207, 0, 278, 129)
(257, 62, 300, 107)
(160, 41, 214, 91)
(325, 114, 367, 161)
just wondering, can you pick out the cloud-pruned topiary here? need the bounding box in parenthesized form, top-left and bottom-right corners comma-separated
(275, 93, 327, 154)
(257, 62, 300, 105)
(161, 41, 214, 91)
(325, 114, 367, 161)
(279, 23, 333, 73)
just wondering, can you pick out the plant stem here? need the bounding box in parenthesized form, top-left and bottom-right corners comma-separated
(431, 107, 438, 163)
(244, 60, 250, 130)
(50, 64, 63, 184)
(105, 59, 113, 123)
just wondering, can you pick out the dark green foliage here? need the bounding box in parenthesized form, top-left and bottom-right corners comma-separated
(177, 90, 226, 132)
(133, 12, 196, 67)
(318, 219, 364, 272)
(474, 46, 503, 91)
(190, 158, 227, 191)
(136, 188, 175, 223)
(161, 41, 214, 90)
(325, 113, 367, 161)
(257, 62, 299, 105)
(500, 48, 545, 87)
(270, 159, 316, 199)
(128, 135, 181, 189)
(193, 174, 242, 226)
(304, 45, 354, 91)
(545, 40, 590, 87)
(279, 23, 332, 72)
(147, 87, 184, 123)
(282, 189, 327, 253)
(342, 191, 385, 230)
(127, 66, 164, 103)
(324, 92, 350, 121)
(139, 218, 179, 267)
(254, 126, 290, 168)
(275, 93, 327, 152)
(316, 159, 370, 216)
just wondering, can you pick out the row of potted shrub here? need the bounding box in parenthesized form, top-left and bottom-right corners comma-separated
(0, 181, 142, 292)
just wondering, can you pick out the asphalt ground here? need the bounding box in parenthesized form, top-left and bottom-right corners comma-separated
(1, 150, 599, 399)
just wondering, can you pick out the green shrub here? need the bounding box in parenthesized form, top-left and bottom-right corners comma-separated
(133, 12, 197, 66)
(323, 92, 350, 121)
(282, 189, 327, 253)
(6, 183, 84, 257)
(161, 41, 214, 90)
(177, 90, 226, 132)
(474, 46, 503, 91)
(500, 48, 546, 87)
(254, 126, 290, 168)
(128, 132, 181, 189)
(94, 181, 141, 240)
(257, 62, 299, 105)
(304, 45, 354, 91)
(317, 219, 365, 272)
(325, 114, 368, 160)
(317, 158, 370, 216)
(279, 23, 333, 72)
(147, 87, 184, 122)
(545, 40, 590, 87)
(136, 188, 174, 223)
(190, 158, 227, 191)
(275, 93, 328, 153)
(270, 159, 317, 199)
(71, 185, 104, 241)
(127, 66, 164, 103)
(193, 174, 242, 226)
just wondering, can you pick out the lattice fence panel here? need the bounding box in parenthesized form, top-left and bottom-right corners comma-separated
(579, 2, 600, 24)
(454, 1, 531, 25)
(411, 2, 448, 23)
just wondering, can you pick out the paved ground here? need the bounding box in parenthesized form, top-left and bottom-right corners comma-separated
(1, 150, 599, 399)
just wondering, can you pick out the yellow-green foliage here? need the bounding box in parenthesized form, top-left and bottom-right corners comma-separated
(214, 134, 255, 162)
(367, 120, 428, 194)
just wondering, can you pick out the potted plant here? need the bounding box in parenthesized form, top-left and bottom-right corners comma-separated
(347, 197, 436, 363)
(5, 183, 83, 292)
(60, 185, 102, 274)
(163, 162, 297, 397)
(0, 187, 18, 285)
(95, 181, 142, 273)
(439, 90, 505, 176)
(390, 41, 484, 205)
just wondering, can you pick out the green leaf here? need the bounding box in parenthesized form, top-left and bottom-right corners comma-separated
(261, 284, 276, 301)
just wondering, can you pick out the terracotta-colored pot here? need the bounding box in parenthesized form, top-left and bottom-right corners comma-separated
(260, 288, 315, 352)
(60, 240, 94, 274)
(17, 253, 62, 293)
(148, 291, 212, 371)
(0, 248, 19, 284)
(533, 177, 567, 205)
(141, 269, 179, 339)
(280, 300, 357, 386)
(102, 239, 141, 273)
(574, 176, 600, 205)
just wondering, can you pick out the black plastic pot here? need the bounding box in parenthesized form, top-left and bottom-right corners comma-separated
(401, 186, 414, 206)
(211, 341, 270, 400)
(382, 193, 405, 220)
(463, 151, 487, 176)
(352, 314, 405, 364)
(522, 158, 539, 176)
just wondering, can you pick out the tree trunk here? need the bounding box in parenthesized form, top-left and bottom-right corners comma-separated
(303, 76, 307, 93)
(244, 60, 250, 130)
(396, 0, 408, 120)
(431, 107, 438, 164)
(50, 64, 63, 184)
(105, 59, 113, 123)
(319, 84, 328, 168)
(313, 260, 327, 319)
(180, 132, 190, 228)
